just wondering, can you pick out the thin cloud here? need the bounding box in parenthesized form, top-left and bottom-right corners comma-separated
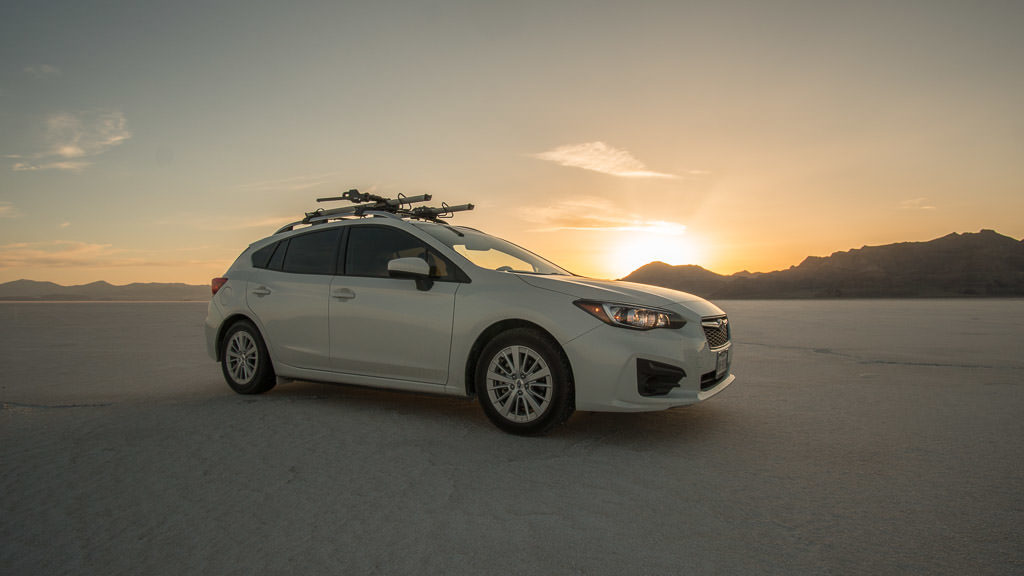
(524, 197, 687, 235)
(550, 220, 689, 234)
(0, 240, 226, 270)
(899, 197, 937, 210)
(0, 241, 129, 268)
(7, 110, 131, 172)
(531, 141, 679, 179)
(163, 213, 296, 232)
(220, 215, 296, 230)
(13, 160, 91, 172)
(236, 172, 344, 192)
(0, 202, 20, 218)
(46, 111, 131, 157)
(24, 64, 61, 79)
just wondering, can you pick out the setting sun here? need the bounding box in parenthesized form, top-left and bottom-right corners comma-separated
(608, 230, 705, 279)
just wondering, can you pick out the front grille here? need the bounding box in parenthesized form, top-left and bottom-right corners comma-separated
(701, 316, 730, 349)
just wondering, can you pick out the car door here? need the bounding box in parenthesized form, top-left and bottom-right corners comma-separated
(330, 224, 460, 384)
(247, 227, 341, 371)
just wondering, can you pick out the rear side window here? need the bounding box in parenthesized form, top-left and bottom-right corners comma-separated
(251, 242, 277, 269)
(267, 239, 288, 271)
(281, 229, 342, 275)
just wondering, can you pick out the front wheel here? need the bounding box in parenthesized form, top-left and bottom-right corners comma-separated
(476, 328, 573, 435)
(220, 320, 276, 394)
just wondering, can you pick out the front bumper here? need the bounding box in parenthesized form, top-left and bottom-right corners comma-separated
(563, 320, 734, 412)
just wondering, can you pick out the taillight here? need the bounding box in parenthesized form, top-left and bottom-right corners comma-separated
(211, 277, 228, 296)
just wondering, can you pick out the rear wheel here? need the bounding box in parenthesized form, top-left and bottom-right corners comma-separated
(221, 320, 276, 394)
(476, 328, 572, 435)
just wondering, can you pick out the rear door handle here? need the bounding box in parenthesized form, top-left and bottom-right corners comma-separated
(332, 288, 356, 300)
(252, 286, 272, 297)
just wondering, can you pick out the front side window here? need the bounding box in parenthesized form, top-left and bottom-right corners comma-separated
(281, 229, 341, 275)
(345, 226, 456, 280)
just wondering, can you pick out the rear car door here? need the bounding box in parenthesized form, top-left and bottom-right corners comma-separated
(329, 224, 460, 384)
(247, 227, 341, 371)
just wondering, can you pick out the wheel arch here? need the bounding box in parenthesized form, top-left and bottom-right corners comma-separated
(464, 319, 575, 398)
(215, 313, 262, 362)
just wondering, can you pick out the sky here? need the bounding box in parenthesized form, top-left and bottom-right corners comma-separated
(1, 0, 1022, 284)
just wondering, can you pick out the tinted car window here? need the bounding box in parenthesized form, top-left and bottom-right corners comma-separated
(426, 251, 450, 279)
(267, 239, 288, 271)
(251, 242, 276, 269)
(281, 229, 341, 275)
(343, 226, 461, 280)
(346, 226, 426, 278)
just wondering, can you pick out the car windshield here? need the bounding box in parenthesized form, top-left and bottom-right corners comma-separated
(415, 223, 572, 275)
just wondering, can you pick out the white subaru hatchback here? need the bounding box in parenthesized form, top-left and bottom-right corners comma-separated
(205, 193, 734, 435)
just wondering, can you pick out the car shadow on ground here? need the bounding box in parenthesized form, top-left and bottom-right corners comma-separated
(239, 378, 736, 447)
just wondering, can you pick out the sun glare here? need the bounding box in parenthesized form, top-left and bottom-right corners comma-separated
(608, 231, 703, 279)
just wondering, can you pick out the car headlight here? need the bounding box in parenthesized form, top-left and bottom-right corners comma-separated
(573, 300, 686, 331)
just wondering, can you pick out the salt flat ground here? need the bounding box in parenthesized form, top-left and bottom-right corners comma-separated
(1, 300, 1022, 575)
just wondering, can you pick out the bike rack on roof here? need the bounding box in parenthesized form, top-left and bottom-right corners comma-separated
(274, 189, 474, 234)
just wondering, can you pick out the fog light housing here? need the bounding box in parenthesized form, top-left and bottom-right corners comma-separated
(636, 359, 686, 397)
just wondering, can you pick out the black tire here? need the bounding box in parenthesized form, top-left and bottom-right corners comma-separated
(475, 328, 573, 435)
(220, 320, 276, 394)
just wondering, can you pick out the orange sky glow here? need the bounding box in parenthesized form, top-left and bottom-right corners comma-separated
(2, 2, 1022, 286)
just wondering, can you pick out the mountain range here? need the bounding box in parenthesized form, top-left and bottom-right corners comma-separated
(0, 280, 210, 301)
(623, 230, 1024, 298)
(2, 230, 1022, 300)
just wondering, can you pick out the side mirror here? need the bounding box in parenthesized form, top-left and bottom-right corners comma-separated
(387, 257, 433, 291)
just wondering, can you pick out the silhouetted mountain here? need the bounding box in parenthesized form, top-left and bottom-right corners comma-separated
(0, 280, 210, 301)
(4, 230, 1021, 300)
(623, 230, 1024, 298)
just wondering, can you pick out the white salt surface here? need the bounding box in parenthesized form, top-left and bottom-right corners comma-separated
(1, 300, 1022, 575)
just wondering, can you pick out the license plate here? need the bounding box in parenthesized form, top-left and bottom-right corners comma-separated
(715, 348, 731, 380)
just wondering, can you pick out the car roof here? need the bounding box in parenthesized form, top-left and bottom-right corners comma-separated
(249, 213, 461, 250)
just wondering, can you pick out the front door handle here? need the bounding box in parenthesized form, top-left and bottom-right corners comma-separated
(332, 288, 356, 300)
(252, 286, 272, 297)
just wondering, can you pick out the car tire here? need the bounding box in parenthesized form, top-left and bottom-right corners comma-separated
(476, 328, 573, 435)
(221, 320, 277, 394)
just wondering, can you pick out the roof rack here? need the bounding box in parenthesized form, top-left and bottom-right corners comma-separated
(275, 189, 474, 234)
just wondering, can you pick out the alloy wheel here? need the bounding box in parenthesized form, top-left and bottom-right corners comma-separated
(485, 345, 553, 423)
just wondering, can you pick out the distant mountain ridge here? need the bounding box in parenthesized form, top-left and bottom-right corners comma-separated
(4, 230, 1022, 300)
(0, 280, 209, 301)
(623, 230, 1024, 298)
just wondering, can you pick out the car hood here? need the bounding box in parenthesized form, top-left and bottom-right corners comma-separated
(515, 274, 726, 317)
